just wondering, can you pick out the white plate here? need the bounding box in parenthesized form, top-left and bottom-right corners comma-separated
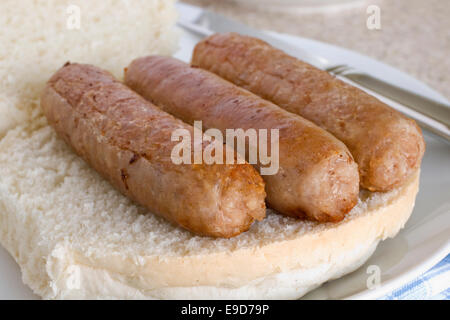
(0, 3, 449, 300)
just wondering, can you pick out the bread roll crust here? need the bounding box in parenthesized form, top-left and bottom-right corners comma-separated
(0, 118, 419, 299)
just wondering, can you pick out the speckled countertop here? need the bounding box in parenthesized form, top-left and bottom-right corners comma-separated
(182, 0, 450, 100)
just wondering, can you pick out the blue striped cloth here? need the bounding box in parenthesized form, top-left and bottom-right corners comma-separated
(381, 254, 450, 300)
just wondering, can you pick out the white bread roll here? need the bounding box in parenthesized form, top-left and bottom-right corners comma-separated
(0, 0, 419, 299)
(0, 116, 419, 299)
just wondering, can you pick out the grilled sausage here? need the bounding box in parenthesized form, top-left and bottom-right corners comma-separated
(41, 62, 266, 238)
(192, 33, 425, 192)
(125, 56, 359, 222)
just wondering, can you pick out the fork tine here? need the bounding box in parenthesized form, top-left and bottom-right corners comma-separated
(325, 64, 345, 73)
(329, 65, 350, 75)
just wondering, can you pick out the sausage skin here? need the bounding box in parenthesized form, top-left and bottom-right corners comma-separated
(41, 62, 266, 238)
(192, 33, 426, 192)
(125, 56, 360, 222)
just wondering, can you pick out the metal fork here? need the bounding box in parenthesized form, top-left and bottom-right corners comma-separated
(327, 64, 450, 125)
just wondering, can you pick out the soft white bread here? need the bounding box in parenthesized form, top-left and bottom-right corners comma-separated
(0, 0, 178, 136)
(0, 116, 419, 299)
(0, 0, 420, 299)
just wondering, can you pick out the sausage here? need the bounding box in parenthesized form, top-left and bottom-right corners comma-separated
(40, 62, 266, 238)
(192, 33, 426, 192)
(125, 56, 360, 222)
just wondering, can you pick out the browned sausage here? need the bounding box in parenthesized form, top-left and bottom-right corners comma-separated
(125, 56, 359, 222)
(192, 33, 426, 192)
(40, 62, 266, 238)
